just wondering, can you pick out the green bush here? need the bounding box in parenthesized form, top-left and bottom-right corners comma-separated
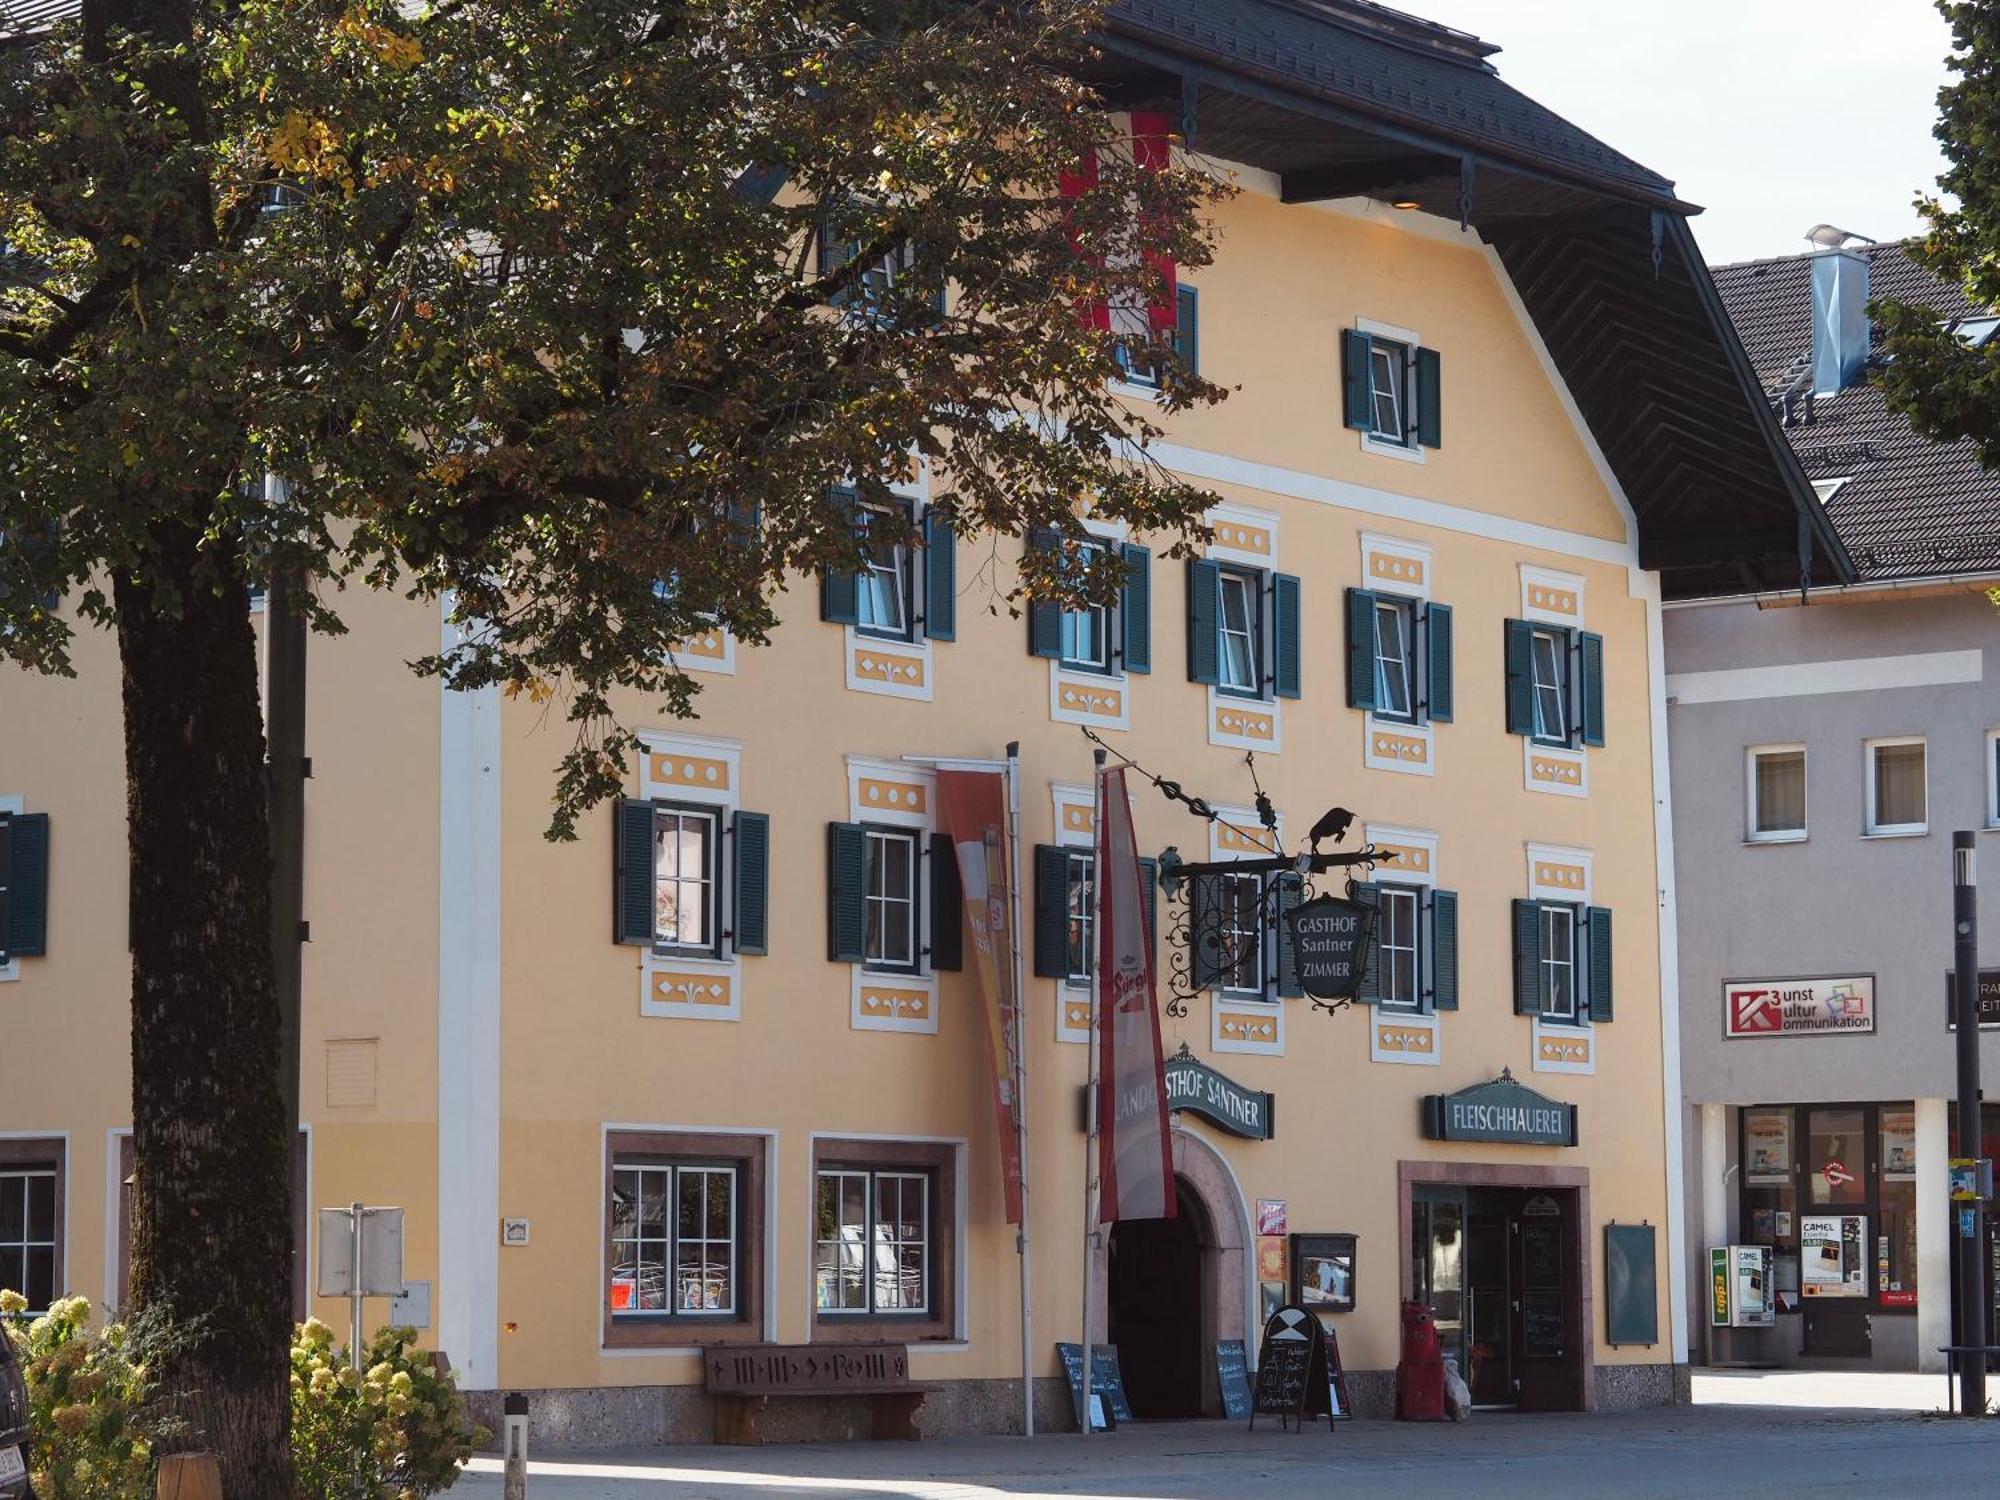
(2, 1292, 483, 1500)
(1, 1291, 156, 1500)
(291, 1319, 485, 1499)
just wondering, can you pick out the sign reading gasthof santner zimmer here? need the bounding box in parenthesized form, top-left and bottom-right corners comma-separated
(1723, 975, 1874, 1039)
(1421, 1072, 1577, 1147)
(1282, 893, 1375, 1001)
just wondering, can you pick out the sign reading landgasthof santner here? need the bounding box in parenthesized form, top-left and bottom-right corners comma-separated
(1723, 976, 1875, 1039)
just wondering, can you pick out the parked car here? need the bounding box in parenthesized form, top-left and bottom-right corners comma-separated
(0, 1319, 30, 1500)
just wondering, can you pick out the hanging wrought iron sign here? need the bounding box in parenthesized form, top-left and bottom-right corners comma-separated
(1282, 894, 1376, 1003)
(1077, 727, 1388, 1018)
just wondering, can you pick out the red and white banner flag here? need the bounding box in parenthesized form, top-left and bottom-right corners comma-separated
(937, 770, 1026, 1224)
(1096, 766, 1175, 1223)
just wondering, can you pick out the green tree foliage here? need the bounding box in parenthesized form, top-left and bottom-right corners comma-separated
(1, 0, 1226, 823)
(1875, 0, 2000, 467)
(0, 1, 1224, 1492)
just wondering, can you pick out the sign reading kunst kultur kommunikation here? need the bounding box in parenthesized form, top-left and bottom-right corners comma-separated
(1722, 975, 1874, 1039)
(1281, 893, 1375, 1002)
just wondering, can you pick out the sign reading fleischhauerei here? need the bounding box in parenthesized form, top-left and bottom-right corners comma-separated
(1164, 1047, 1274, 1140)
(1421, 1071, 1577, 1147)
(1283, 894, 1376, 1002)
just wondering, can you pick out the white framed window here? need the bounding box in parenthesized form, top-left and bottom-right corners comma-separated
(863, 827, 920, 973)
(0, 1166, 59, 1313)
(1060, 540, 1114, 674)
(1865, 737, 1928, 836)
(814, 1167, 931, 1316)
(856, 502, 913, 642)
(1219, 872, 1265, 999)
(1367, 337, 1410, 445)
(1376, 884, 1423, 1011)
(1063, 851, 1095, 985)
(1217, 568, 1262, 697)
(1746, 745, 1808, 843)
(1541, 904, 1577, 1022)
(1530, 628, 1568, 745)
(652, 804, 720, 957)
(608, 1161, 738, 1317)
(1373, 596, 1417, 723)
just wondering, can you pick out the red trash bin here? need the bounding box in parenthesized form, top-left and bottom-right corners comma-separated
(1396, 1299, 1447, 1421)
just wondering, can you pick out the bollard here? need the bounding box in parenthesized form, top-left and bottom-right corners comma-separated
(157, 1453, 223, 1500)
(502, 1391, 529, 1500)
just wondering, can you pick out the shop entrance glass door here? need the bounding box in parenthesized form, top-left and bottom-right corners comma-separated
(1411, 1186, 1466, 1390)
(1802, 1107, 1872, 1357)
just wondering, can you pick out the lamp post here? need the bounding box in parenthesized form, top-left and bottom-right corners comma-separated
(1953, 830, 1985, 1418)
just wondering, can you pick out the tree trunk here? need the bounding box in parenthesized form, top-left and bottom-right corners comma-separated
(117, 525, 295, 1499)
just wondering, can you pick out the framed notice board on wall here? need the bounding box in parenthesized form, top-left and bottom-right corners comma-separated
(1604, 1222, 1659, 1347)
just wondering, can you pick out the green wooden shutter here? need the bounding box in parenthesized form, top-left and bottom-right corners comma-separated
(819, 487, 861, 625)
(1345, 588, 1380, 711)
(818, 220, 856, 307)
(1174, 286, 1199, 375)
(1587, 906, 1614, 1022)
(1137, 856, 1159, 953)
(929, 834, 963, 972)
(613, 800, 656, 946)
(1185, 558, 1220, 685)
(923, 508, 956, 641)
(1032, 844, 1070, 979)
(826, 822, 869, 963)
(1579, 631, 1606, 748)
(1415, 346, 1442, 448)
(1341, 329, 1374, 430)
(1512, 898, 1543, 1015)
(4, 812, 48, 959)
(1120, 543, 1152, 675)
(1429, 888, 1459, 1012)
(732, 811, 770, 956)
(1503, 619, 1536, 736)
(1424, 601, 1454, 724)
(1274, 873, 1304, 998)
(1189, 872, 1225, 989)
(1025, 528, 1063, 659)
(1272, 573, 1302, 700)
(1352, 882, 1382, 1004)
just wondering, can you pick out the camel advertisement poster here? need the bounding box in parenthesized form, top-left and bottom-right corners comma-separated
(1723, 976, 1875, 1039)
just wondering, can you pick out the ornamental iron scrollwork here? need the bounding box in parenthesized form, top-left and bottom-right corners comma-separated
(1081, 729, 1388, 1018)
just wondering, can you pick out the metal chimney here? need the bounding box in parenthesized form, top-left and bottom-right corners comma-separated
(1807, 224, 1872, 397)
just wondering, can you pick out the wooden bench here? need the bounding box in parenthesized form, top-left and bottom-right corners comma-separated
(702, 1342, 929, 1444)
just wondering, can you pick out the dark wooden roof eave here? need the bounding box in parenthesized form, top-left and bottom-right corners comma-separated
(1094, 20, 1701, 218)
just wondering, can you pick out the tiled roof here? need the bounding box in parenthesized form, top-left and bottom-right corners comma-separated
(1712, 244, 2000, 583)
(0, 0, 77, 38)
(1107, 0, 1682, 205)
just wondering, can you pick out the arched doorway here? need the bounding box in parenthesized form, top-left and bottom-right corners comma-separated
(1108, 1175, 1211, 1418)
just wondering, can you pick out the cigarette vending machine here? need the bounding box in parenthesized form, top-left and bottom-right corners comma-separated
(1709, 1244, 1775, 1329)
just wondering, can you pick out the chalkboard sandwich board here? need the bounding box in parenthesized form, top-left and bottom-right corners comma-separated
(1215, 1339, 1252, 1420)
(1056, 1343, 1132, 1431)
(1249, 1305, 1336, 1434)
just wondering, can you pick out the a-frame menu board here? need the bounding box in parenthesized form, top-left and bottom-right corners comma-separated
(1248, 1304, 1336, 1433)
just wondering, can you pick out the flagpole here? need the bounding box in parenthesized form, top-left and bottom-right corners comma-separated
(1081, 746, 1106, 1434)
(1007, 741, 1035, 1438)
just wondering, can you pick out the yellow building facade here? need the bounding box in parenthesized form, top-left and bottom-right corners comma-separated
(0, 0, 1847, 1443)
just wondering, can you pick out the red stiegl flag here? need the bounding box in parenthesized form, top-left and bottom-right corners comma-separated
(1095, 766, 1175, 1222)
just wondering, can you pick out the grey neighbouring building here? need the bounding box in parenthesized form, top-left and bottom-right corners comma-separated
(1670, 229, 2000, 1371)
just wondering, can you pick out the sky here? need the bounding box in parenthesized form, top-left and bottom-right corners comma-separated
(1405, 0, 1955, 265)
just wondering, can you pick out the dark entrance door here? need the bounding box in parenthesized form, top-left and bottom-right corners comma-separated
(1107, 1178, 1208, 1418)
(1801, 1107, 1873, 1357)
(1417, 1184, 1582, 1411)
